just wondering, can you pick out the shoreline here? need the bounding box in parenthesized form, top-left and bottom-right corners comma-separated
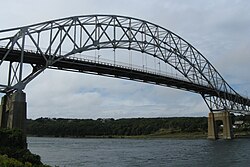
(27, 132, 207, 139)
(27, 132, 250, 140)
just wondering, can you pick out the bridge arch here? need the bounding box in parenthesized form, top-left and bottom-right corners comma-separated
(0, 15, 249, 113)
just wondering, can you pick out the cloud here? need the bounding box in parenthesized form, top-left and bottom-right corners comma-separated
(25, 69, 207, 119)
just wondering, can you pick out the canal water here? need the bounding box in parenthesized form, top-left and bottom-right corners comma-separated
(28, 137, 250, 167)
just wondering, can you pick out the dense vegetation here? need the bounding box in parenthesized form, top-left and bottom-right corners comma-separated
(27, 117, 208, 137)
(0, 129, 50, 167)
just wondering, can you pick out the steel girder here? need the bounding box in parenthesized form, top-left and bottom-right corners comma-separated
(0, 15, 249, 113)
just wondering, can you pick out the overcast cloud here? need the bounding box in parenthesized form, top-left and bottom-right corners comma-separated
(0, 0, 250, 119)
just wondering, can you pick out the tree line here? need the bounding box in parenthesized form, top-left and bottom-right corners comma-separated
(26, 117, 208, 137)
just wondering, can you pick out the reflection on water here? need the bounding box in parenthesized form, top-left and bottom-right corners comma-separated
(28, 137, 250, 167)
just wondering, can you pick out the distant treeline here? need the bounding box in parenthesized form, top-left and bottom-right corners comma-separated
(27, 117, 208, 137)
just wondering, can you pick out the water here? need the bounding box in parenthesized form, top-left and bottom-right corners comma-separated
(28, 137, 250, 167)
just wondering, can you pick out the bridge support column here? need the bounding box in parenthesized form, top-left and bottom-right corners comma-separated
(0, 91, 27, 146)
(208, 111, 233, 140)
(208, 112, 218, 139)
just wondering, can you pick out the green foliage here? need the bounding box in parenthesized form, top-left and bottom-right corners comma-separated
(0, 129, 50, 167)
(0, 129, 26, 149)
(0, 146, 43, 165)
(0, 154, 23, 167)
(0, 154, 50, 167)
(27, 117, 208, 137)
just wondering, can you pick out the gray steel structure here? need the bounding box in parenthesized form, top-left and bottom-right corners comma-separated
(0, 15, 249, 113)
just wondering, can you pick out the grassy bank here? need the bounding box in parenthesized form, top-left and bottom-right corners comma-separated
(234, 132, 250, 138)
(0, 154, 50, 167)
(28, 129, 208, 140)
(0, 128, 50, 167)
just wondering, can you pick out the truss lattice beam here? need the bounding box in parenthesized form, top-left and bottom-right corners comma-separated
(0, 15, 249, 113)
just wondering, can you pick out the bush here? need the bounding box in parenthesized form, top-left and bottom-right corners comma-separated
(0, 128, 26, 149)
(0, 154, 49, 167)
(0, 128, 50, 167)
(0, 154, 26, 167)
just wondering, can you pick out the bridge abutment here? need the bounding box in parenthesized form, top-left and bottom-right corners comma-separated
(208, 111, 233, 139)
(0, 91, 27, 145)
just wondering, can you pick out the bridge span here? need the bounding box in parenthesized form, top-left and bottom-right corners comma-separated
(0, 15, 249, 139)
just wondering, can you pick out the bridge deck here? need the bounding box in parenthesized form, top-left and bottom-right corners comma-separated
(0, 48, 249, 107)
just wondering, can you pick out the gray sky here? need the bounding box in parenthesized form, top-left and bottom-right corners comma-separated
(0, 0, 250, 119)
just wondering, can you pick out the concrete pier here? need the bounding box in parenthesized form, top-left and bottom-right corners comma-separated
(208, 111, 233, 140)
(0, 91, 27, 132)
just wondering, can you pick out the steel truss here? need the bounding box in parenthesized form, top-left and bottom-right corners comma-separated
(0, 15, 249, 113)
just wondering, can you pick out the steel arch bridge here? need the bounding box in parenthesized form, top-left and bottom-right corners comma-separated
(0, 14, 249, 114)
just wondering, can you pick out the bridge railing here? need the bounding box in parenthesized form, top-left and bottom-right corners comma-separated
(0, 44, 211, 89)
(67, 53, 206, 86)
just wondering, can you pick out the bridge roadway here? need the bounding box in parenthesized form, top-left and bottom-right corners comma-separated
(1, 47, 249, 107)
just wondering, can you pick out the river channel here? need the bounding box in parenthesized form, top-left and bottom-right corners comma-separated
(28, 137, 250, 167)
